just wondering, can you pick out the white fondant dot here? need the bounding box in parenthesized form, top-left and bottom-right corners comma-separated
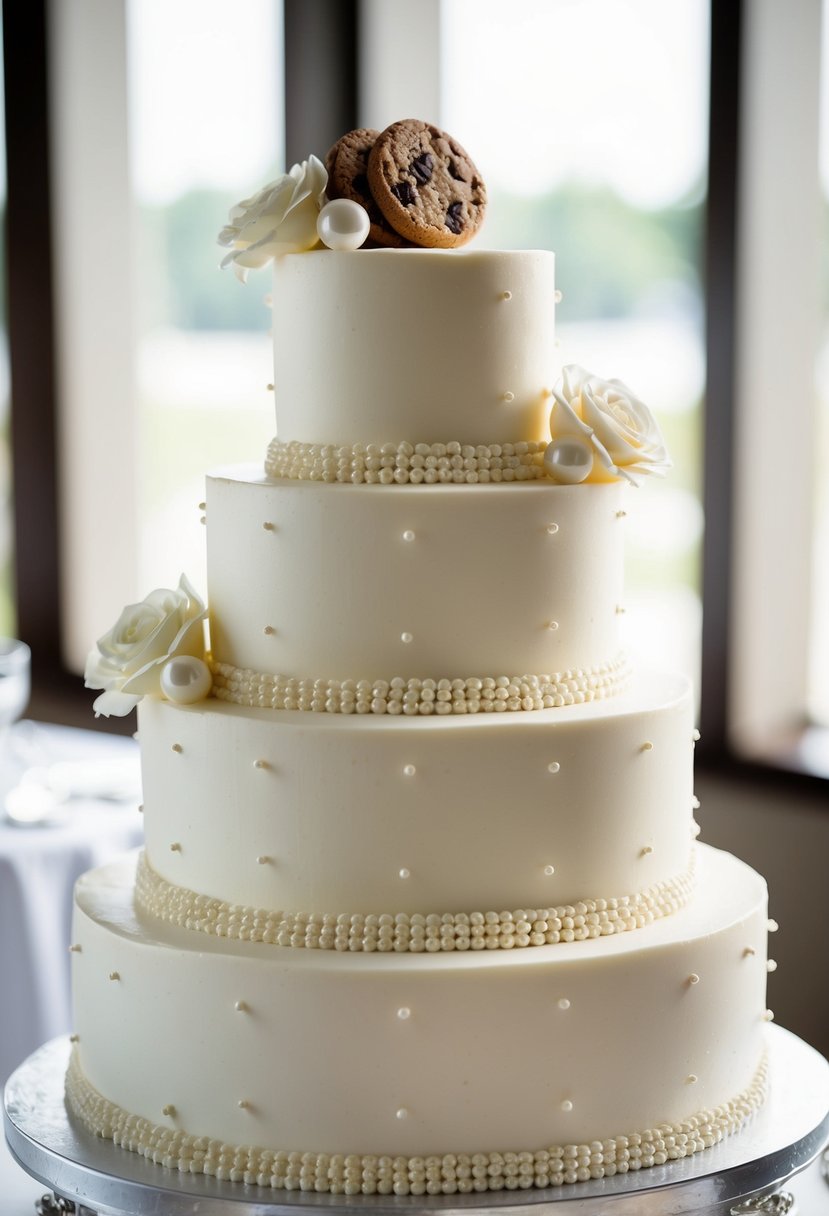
(767, 959, 778, 972)
(171, 743, 183, 754)
(402, 764, 416, 777)
(317, 199, 370, 251)
(397, 1007, 411, 1020)
(257, 855, 271, 865)
(557, 998, 571, 1011)
(501, 290, 512, 301)
(198, 502, 206, 510)
(641, 741, 654, 752)
(162, 1104, 176, 1117)
(744, 946, 756, 958)
(396, 1108, 408, 1120)
(253, 759, 269, 770)
(108, 971, 120, 981)
(693, 728, 701, 741)
(686, 1074, 698, 1084)
(235, 1000, 248, 1012)
(402, 530, 416, 542)
(641, 845, 654, 857)
(768, 919, 779, 932)
(561, 1099, 573, 1113)
(170, 842, 182, 852)
(263, 625, 275, 636)
(543, 864, 555, 876)
(546, 620, 559, 632)
(692, 795, 701, 809)
(554, 289, 563, 303)
(546, 522, 559, 535)
(263, 521, 275, 531)
(764, 1009, 775, 1022)
(400, 632, 413, 644)
(688, 973, 700, 986)
(238, 1099, 251, 1110)
(548, 762, 560, 774)
(503, 391, 515, 402)
(398, 868, 411, 880)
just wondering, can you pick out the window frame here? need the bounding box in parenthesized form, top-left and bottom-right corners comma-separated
(3, 0, 828, 789)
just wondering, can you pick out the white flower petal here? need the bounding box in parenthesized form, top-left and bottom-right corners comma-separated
(549, 393, 593, 440)
(120, 656, 166, 698)
(217, 157, 328, 273)
(92, 689, 143, 718)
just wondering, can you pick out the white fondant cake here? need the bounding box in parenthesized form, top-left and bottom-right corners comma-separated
(70, 165, 770, 1194)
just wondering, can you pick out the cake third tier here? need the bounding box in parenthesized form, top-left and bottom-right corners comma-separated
(136, 670, 694, 929)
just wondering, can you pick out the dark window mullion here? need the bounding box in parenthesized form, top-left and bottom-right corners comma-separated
(284, 0, 358, 167)
(3, 0, 61, 671)
(700, 0, 742, 760)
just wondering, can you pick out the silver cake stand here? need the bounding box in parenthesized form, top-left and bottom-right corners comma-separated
(4, 1029, 829, 1216)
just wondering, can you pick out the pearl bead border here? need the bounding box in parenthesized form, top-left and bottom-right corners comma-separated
(65, 1048, 768, 1193)
(134, 851, 695, 953)
(209, 655, 631, 715)
(265, 437, 549, 485)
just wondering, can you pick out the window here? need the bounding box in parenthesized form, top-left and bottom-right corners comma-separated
(0, 16, 12, 638)
(811, 0, 829, 730)
(726, 0, 827, 774)
(362, 0, 709, 686)
(128, 0, 282, 600)
(48, 0, 283, 675)
(5, 0, 827, 778)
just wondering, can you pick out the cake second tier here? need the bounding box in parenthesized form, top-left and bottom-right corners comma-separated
(206, 469, 626, 687)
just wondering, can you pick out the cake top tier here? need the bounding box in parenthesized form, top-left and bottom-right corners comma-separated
(270, 247, 557, 447)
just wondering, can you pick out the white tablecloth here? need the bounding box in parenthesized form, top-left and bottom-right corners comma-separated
(0, 722, 142, 1086)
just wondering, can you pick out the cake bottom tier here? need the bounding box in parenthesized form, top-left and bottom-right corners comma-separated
(68, 846, 769, 1191)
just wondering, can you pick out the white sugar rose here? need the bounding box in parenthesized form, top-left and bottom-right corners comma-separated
(217, 156, 328, 280)
(544, 364, 671, 486)
(85, 575, 207, 717)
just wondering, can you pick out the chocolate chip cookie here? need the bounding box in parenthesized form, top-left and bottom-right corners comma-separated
(325, 128, 405, 248)
(367, 119, 487, 249)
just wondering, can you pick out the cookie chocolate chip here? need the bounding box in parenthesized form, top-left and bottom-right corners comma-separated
(324, 128, 405, 248)
(367, 119, 486, 249)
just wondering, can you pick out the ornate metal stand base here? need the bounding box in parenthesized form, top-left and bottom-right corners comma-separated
(34, 1194, 96, 1216)
(5, 1028, 829, 1216)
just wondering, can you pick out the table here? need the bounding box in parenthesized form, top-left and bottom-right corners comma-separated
(0, 721, 142, 1087)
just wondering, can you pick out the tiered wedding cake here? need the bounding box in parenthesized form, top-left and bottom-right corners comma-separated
(67, 122, 771, 1195)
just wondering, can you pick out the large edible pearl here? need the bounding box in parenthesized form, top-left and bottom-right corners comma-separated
(317, 199, 370, 251)
(160, 656, 212, 704)
(543, 436, 593, 484)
